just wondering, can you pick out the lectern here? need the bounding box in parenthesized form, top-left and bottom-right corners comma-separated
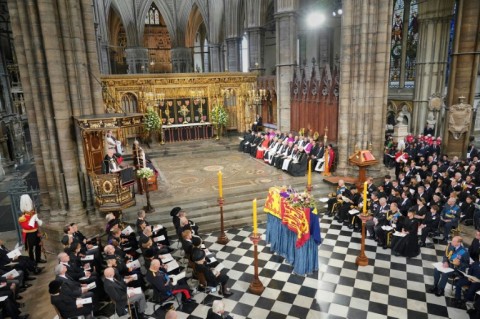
(348, 150, 378, 189)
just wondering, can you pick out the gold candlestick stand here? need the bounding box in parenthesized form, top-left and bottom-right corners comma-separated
(248, 233, 265, 295)
(216, 197, 229, 244)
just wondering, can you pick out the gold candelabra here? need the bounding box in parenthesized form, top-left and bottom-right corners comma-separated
(191, 90, 205, 123)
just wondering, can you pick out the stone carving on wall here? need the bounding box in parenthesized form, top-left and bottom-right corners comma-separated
(427, 93, 444, 131)
(448, 96, 472, 140)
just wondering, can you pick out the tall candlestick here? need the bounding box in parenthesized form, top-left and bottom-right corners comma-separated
(253, 198, 258, 234)
(362, 181, 368, 215)
(307, 160, 312, 186)
(218, 171, 223, 198)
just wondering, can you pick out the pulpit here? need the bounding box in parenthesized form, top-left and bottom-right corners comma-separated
(349, 150, 379, 189)
(75, 113, 145, 212)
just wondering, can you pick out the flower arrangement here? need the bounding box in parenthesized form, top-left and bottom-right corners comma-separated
(211, 103, 228, 126)
(280, 186, 316, 209)
(137, 167, 154, 179)
(144, 107, 162, 132)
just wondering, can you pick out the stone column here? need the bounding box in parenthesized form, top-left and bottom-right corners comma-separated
(226, 37, 242, 72)
(8, 0, 103, 222)
(209, 44, 222, 72)
(0, 49, 13, 114)
(336, 0, 394, 175)
(171, 47, 193, 73)
(203, 46, 210, 72)
(275, 0, 299, 132)
(247, 27, 265, 74)
(412, 0, 454, 135)
(443, 0, 480, 157)
(125, 47, 149, 74)
(97, 40, 111, 74)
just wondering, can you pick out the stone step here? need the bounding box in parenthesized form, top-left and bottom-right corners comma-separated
(125, 137, 241, 159)
(124, 185, 332, 234)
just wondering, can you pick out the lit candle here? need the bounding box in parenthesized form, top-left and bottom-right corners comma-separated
(218, 171, 223, 198)
(253, 198, 258, 234)
(307, 160, 312, 186)
(362, 181, 368, 215)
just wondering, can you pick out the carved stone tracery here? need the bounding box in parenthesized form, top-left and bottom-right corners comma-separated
(448, 97, 472, 140)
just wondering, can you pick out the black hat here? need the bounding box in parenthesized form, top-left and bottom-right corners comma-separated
(350, 185, 358, 190)
(170, 207, 181, 217)
(61, 235, 69, 246)
(192, 249, 206, 262)
(144, 248, 155, 259)
(192, 236, 202, 247)
(139, 236, 150, 244)
(48, 280, 62, 294)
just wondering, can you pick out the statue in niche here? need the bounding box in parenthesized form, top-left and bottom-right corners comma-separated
(448, 96, 472, 140)
(396, 105, 410, 126)
(425, 111, 436, 133)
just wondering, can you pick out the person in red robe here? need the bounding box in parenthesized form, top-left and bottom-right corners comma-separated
(18, 194, 46, 263)
(256, 135, 270, 159)
(326, 144, 335, 171)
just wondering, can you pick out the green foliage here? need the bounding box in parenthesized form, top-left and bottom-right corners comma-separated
(144, 107, 162, 132)
(211, 103, 228, 126)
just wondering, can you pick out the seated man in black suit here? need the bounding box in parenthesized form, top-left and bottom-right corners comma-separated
(103, 267, 147, 318)
(192, 250, 232, 297)
(0, 239, 42, 278)
(252, 114, 262, 132)
(136, 210, 170, 246)
(0, 275, 29, 319)
(54, 264, 94, 300)
(49, 280, 93, 319)
(145, 259, 193, 304)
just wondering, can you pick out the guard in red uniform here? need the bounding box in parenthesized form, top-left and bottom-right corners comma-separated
(18, 194, 46, 263)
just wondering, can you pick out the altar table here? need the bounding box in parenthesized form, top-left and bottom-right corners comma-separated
(162, 122, 213, 143)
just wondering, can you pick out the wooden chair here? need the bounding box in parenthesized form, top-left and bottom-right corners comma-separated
(192, 263, 219, 306)
(52, 305, 86, 319)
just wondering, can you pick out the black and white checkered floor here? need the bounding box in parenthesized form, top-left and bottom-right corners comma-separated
(144, 216, 471, 319)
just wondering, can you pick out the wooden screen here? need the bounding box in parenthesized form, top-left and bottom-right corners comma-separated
(290, 65, 339, 142)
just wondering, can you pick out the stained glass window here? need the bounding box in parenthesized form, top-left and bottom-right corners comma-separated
(389, 0, 418, 89)
(405, 0, 418, 88)
(389, 0, 404, 88)
(145, 4, 160, 25)
(445, 1, 457, 87)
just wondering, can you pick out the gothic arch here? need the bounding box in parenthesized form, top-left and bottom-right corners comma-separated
(106, 0, 141, 46)
(175, 0, 209, 48)
(137, 0, 177, 47)
(120, 92, 138, 113)
(185, 4, 207, 48)
(107, 6, 124, 45)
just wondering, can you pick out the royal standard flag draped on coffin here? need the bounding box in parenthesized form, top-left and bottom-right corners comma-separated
(264, 187, 319, 248)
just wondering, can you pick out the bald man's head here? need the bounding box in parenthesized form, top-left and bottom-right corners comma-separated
(104, 267, 115, 278)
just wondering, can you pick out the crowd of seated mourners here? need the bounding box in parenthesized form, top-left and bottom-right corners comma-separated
(46, 207, 235, 319)
(239, 129, 336, 176)
(326, 138, 480, 314)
